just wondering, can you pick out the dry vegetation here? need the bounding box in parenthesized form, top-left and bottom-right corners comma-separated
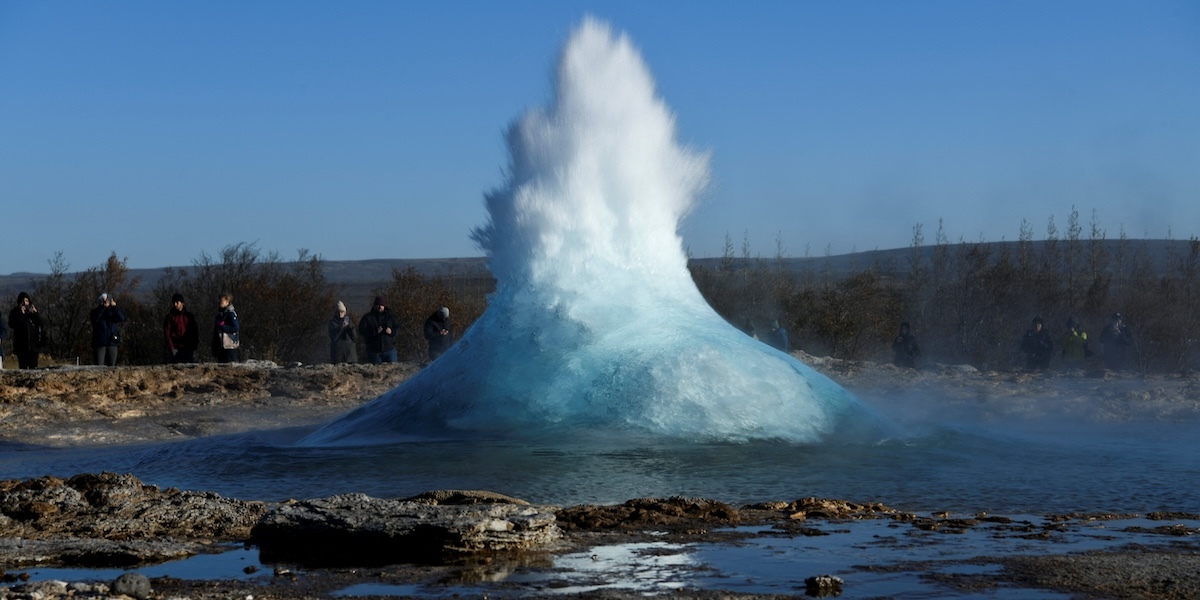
(7, 208, 1200, 373)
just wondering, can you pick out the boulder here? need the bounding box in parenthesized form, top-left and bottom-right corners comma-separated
(0, 472, 266, 568)
(0, 473, 266, 542)
(252, 493, 560, 566)
(110, 573, 151, 599)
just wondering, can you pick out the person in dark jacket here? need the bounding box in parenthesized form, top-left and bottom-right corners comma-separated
(163, 293, 200, 363)
(765, 320, 789, 353)
(358, 296, 399, 364)
(8, 292, 45, 369)
(891, 322, 921, 369)
(892, 321, 916, 367)
(1020, 316, 1053, 371)
(423, 306, 453, 362)
(211, 293, 240, 363)
(89, 292, 127, 366)
(1098, 312, 1134, 371)
(328, 300, 358, 364)
(0, 310, 7, 369)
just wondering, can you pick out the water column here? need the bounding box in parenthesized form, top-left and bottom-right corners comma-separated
(302, 18, 888, 447)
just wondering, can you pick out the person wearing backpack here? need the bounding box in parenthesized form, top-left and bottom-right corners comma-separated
(211, 293, 241, 363)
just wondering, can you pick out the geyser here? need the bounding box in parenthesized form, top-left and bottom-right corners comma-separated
(302, 19, 886, 446)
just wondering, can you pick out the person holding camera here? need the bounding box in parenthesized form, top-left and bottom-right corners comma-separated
(90, 292, 127, 366)
(1099, 312, 1134, 371)
(423, 306, 453, 363)
(328, 300, 358, 364)
(1060, 315, 1091, 369)
(8, 292, 45, 369)
(358, 296, 399, 364)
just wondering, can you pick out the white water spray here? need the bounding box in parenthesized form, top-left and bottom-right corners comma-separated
(303, 19, 886, 446)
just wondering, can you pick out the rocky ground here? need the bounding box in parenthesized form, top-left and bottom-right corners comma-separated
(1, 357, 1199, 598)
(0, 361, 418, 448)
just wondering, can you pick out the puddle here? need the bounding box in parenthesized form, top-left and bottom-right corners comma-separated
(506, 542, 696, 595)
(333, 583, 425, 597)
(21, 546, 262, 583)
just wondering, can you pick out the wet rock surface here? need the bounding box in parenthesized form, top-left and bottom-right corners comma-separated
(999, 546, 1200, 599)
(0, 472, 1197, 599)
(1, 360, 1198, 598)
(0, 473, 264, 569)
(252, 491, 562, 566)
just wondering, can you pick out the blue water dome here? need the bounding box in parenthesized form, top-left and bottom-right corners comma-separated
(302, 18, 891, 447)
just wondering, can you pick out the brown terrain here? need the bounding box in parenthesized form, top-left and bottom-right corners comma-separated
(0, 361, 417, 448)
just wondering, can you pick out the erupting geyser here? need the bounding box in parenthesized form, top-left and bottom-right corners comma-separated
(302, 18, 888, 446)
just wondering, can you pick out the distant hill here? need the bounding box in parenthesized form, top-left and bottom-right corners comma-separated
(0, 258, 492, 307)
(693, 238, 1192, 279)
(2, 238, 1191, 305)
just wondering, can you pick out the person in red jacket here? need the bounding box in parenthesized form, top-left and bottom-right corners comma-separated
(163, 293, 200, 363)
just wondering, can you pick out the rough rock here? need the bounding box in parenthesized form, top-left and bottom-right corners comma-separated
(556, 496, 739, 532)
(0, 473, 265, 541)
(0, 472, 265, 567)
(1000, 548, 1200, 599)
(805, 574, 844, 597)
(404, 489, 531, 506)
(251, 492, 562, 566)
(110, 573, 150, 599)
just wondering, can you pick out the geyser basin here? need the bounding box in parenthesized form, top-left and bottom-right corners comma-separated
(302, 19, 889, 447)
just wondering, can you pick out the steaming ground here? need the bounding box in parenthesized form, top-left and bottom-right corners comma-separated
(2, 355, 1196, 448)
(815, 353, 1200, 426)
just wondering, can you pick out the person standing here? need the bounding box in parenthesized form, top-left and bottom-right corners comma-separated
(89, 293, 127, 366)
(1060, 316, 1090, 369)
(7, 291, 45, 367)
(328, 300, 358, 364)
(423, 306, 453, 362)
(358, 296, 399, 364)
(1020, 316, 1054, 371)
(765, 319, 790, 353)
(8, 292, 45, 369)
(0, 310, 7, 369)
(891, 322, 921, 369)
(211, 293, 240, 363)
(163, 293, 200, 363)
(1098, 312, 1134, 371)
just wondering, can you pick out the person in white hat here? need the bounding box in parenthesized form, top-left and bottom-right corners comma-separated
(423, 306, 454, 363)
(328, 300, 358, 364)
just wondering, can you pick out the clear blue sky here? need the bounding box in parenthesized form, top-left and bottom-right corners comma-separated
(2, 1, 1197, 275)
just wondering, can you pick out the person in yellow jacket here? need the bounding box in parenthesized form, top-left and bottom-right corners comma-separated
(1060, 316, 1091, 369)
